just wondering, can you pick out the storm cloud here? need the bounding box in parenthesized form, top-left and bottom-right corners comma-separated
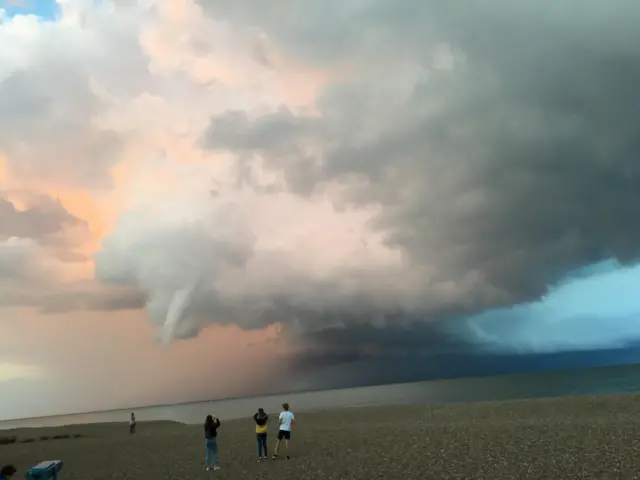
(1, 0, 640, 418)
(94, 0, 640, 366)
(202, 0, 640, 304)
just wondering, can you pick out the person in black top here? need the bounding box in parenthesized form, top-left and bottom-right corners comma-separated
(253, 407, 269, 461)
(204, 414, 221, 471)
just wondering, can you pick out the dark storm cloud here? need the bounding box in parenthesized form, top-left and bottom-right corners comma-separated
(197, 0, 640, 372)
(280, 321, 467, 377)
(295, 322, 464, 354)
(89, 0, 640, 386)
(202, 0, 640, 309)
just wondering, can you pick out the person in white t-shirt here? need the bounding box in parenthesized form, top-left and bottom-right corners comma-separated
(272, 402, 295, 460)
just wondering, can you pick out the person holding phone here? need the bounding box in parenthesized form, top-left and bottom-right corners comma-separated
(254, 407, 269, 461)
(204, 414, 221, 471)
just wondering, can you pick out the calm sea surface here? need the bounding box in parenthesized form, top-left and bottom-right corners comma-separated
(3, 362, 640, 430)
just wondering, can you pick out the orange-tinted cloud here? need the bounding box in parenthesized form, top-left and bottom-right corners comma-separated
(0, 0, 339, 417)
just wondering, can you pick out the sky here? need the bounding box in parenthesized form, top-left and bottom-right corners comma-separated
(1, 0, 640, 420)
(0, 0, 58, 19)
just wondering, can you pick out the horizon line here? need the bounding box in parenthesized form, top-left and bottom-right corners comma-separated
(1, 360, 638, 423)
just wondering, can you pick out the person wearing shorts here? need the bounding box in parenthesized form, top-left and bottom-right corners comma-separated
(272, 402, 295, 460)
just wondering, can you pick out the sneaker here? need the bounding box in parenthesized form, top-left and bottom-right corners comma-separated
(262, 456, 268, 461)
(206, 467, 212, 471)
(213, 466, 221, 471)
(285, 455, 290, 460)
(257, 458, 262, 463)
(272, 455, 277, 460)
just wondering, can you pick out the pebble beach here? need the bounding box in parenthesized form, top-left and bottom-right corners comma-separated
(2, 393, 640, 479)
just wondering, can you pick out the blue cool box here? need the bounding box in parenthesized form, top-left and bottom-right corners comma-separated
(24, 460, 63, 479)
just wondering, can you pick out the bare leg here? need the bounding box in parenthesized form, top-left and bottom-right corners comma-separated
(273, 439, 281, 456)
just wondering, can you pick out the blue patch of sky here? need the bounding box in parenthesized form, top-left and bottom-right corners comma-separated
(458, 259, 640, 353)
(1, 0, 59, 21)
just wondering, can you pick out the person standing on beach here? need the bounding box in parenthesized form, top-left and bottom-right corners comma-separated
(204, 414, 221, 471)
(0, 465, 17, 480)
(272, 402, 295, 460)
(129, 412, 136, 435)
(254, 407, 269, 461)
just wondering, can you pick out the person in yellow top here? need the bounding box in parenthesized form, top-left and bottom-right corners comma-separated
(253, 408, 269, 462)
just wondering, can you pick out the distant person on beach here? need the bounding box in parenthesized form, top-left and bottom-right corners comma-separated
(129, 412, 136, 434)
(0, 464, 17, 480)
(204, 414, 221, 471)
(254, 407, 269, 461)
(272, 402, 295, 460)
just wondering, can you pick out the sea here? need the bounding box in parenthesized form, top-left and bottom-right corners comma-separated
(3, 362, 640, 430)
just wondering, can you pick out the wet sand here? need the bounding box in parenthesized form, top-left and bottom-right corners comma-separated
(2, 393, 640, 479)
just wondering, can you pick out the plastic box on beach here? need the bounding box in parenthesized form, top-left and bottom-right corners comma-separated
(24, 460, 63, 479)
